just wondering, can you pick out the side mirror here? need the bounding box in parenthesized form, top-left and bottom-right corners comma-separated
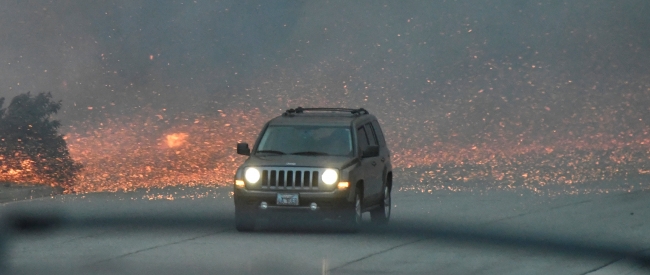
(362, 145, 379, 158)
(237, 142, 250, 156)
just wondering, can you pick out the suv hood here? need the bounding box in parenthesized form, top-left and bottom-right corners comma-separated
(244, 155, 357, 169)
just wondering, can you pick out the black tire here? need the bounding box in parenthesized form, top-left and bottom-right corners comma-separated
(370, 184, 391, 224)
(235, 209, 255, 232)
(343, 190, 362, 232)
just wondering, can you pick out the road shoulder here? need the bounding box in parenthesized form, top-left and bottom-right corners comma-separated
(0, 182, 63, 204)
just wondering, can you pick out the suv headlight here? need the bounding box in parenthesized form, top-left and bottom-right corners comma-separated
(245, 168, 261, 184)
(321, 169, 338, 185)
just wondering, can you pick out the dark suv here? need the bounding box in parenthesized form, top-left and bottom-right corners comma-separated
(233, 107, 392, 231)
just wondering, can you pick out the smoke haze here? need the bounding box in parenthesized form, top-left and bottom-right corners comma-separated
(2, 1, 650, 192)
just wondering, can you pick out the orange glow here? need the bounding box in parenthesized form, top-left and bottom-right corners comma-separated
(235, 180, 245, 188)
(2, 102, 650, 195)
(55, 108, 265, 193)
(337, 181, 349, 189)
(165, 133, 188, 148)
(0, 157, 48, 185)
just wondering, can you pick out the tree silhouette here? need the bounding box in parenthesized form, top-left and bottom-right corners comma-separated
(0, 92, 80, 187)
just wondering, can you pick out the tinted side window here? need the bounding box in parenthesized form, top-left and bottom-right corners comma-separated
(365, 123, 378, 146)
(356, 126, 369, 152)
(371, 120, 386, 147)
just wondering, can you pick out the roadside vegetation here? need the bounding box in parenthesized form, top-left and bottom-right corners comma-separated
(0, 92, 80, 188)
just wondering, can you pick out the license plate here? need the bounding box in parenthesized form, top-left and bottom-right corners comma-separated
(276, 193, 299, 206)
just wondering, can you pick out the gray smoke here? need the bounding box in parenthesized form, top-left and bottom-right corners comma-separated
(1, 1, 649, 146)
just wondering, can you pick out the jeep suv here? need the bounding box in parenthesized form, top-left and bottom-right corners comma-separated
(233, 107, 393, 231)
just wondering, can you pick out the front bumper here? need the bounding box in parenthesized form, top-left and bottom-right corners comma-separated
(234, 188, 352, 217)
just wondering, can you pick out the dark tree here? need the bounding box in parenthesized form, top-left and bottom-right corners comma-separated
(0, 92, 81, 187)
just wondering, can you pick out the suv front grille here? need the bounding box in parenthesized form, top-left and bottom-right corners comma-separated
(258, 167, 326, 190)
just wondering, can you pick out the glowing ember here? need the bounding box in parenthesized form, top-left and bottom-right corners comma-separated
(2, 105, 650, 195)
(165, 133, 188, 148)
(56, 108, 264, 193)
(0, 157, 48, 185)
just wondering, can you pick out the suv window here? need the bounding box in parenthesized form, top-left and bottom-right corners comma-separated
(371, 120, 386, 147)
(365, 123, 379, 146)
(257, 125, 352, 156)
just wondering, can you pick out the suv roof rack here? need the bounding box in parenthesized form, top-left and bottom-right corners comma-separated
(283, 107, 369, 116)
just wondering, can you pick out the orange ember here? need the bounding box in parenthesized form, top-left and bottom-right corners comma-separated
(0, 157, 49, 185)
(165, 133, 188, 148)
(2, 105, 650, 195)
(55, 108, 265, 193)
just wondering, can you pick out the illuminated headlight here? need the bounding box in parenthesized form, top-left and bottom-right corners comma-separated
(321, 169, 338, 185)
(245, 168, 261, 184)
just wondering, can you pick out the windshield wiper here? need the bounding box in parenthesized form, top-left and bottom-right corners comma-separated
(291, 151, 330, 156)
(256, 150, 286, 155)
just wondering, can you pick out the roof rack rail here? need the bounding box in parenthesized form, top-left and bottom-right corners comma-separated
(283, 107, 369, 116)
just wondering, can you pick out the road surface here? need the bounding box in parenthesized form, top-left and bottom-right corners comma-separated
(1, 184, 649, 274)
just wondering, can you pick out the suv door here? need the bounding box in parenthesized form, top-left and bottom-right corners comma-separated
(356, 125, 374, 202)
(371, 119, 391, 173)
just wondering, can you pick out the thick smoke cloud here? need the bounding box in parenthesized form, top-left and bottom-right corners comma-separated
(1, 0, 649, 146)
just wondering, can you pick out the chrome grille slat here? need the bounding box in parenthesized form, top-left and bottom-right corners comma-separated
(259, 167, 326, 190)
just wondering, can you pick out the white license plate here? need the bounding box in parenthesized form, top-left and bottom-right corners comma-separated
(276, 193, 299, 206)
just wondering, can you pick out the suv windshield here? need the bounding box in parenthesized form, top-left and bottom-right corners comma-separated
(257, 125, 352, 156)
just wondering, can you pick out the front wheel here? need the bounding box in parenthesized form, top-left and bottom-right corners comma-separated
(343, 191, 362, 232)
(370, 185, 391, 224)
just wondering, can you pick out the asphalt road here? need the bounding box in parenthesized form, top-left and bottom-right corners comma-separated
(1, 185, 650, 274)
